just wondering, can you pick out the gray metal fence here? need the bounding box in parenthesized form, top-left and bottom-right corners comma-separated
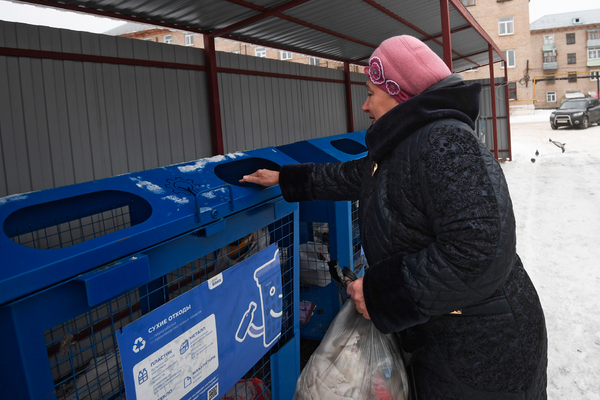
(466, 77, 510, 159)
(0, 21, 212, 197)
(0, 21, 373, 197)
(1, 21, 507, 198)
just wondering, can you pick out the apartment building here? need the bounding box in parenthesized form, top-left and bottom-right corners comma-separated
(459, 0, 534, 114)
(530, 9, 600, 108)
(105, 22, 358, 71)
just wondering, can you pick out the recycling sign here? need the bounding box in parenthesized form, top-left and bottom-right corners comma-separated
(117, 244, 282, 400)
(133, 337, 146, 353)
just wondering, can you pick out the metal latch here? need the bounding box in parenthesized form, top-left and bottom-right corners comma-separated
(195, 184, 234, 223)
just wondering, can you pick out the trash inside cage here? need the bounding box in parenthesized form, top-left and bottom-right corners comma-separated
(43, 215, 295, 400)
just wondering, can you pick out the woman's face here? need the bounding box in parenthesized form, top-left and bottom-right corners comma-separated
(362, 80, 399, 123)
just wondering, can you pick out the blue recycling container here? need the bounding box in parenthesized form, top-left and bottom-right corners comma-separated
(0, 148, 301, 400)
(277, 130, 368, 341)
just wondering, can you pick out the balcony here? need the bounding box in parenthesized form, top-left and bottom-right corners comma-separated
(543, 43, 557, 52)
(588, 39, 600, 47)
(543, 62, 558, 70)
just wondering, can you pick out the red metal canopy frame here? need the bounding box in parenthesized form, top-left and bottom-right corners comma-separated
(10, 0, 509, 158)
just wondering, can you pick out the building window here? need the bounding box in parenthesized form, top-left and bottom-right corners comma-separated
(499, 17, 514, 36)
(232, 50, 241, 54)
(543, 35, 554, 45)
(308, 57, 320, 66)
(508, 82, 517, 100)
(461, 0, 475, 6)
(185, 34, 194, 46)
(546, 75, 556, 84)
(255, 47, 267, 58)
(591, 71, 600, 81)
(589, 30, 599, 40)
(163, 34, 173, 44)
(501, 50, 516, 68)
(568, 72, 577, 83)
(567, 53, 576, 64)
(280, 51, 292, 60)
(546, 92, 556, 102)
(589, 47, 600, 61)
(543, 51, 557, 63)
(566, 33, 575, 44)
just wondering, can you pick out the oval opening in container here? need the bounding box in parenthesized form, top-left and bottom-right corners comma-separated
(3, 190, 152, 250)
(214, 157, 281, 187)
(330, 138, 367, 155)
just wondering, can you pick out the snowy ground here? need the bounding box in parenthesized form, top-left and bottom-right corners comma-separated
(503, 110, 600, 399)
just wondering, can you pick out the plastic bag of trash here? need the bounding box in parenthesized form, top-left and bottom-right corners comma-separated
(294, 300, 409, 400)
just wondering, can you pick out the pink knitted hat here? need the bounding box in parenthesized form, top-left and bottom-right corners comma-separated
(364, 35, 452, 103)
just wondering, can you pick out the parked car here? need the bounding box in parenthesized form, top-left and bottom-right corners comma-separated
(550, 98, 600, 130)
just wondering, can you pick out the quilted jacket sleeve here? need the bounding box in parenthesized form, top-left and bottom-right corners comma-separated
(279, 157, 368, 202)
(364, 122, 517, 334)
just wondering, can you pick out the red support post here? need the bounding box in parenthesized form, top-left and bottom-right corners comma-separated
(488, 44, 499, 160)
(204, 36, 224, 156)
(504, 66, 512, 160)
(344, 62, 354, 133)
(440, 0, 453, 71)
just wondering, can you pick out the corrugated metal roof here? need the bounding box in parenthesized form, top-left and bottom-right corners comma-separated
(530, 8, 600, 31)
(20, 0, 504, 71)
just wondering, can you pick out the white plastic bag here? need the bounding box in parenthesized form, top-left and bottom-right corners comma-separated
(294, 300, 409, 400)
(299, 241, 331, 287)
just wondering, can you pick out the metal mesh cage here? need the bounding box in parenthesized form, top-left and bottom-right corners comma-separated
(4, 190, 152, 250)
(298, 200, 364, 346)
(46, 213, 295, 400)
(351, 200, 366, 272)
(11, 206, 132, 250)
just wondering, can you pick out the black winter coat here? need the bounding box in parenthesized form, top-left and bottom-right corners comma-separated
(279, 76, 547, 399)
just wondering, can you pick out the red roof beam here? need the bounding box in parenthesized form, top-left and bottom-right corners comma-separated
(361, 0, 476, 67)
(210, 0, 311, 37)
(223, 0, 377, 49)
(448, 0, 505, 61)
(362, 0, 434, 39)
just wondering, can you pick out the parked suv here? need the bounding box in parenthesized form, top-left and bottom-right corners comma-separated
(550, 98, 600, 130)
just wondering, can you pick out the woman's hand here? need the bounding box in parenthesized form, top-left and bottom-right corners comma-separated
(240, 169, 280, 187)
(346, 277, 370, 319)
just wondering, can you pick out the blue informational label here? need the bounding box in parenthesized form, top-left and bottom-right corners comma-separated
(117, 244, 282, 400)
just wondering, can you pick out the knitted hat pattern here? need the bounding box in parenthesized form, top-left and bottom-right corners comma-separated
(364, 35, 452, 103)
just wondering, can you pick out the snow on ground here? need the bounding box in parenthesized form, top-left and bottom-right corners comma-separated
(502, 111, 600, 399)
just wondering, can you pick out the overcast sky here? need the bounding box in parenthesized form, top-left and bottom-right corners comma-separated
(529, 0, 600, 22)
(0, 0, 599, 34)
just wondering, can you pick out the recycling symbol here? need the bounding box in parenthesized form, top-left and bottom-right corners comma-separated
(133, 337, 146, 353)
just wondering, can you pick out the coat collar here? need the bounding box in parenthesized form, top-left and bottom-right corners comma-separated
(366, 77, 482, 162)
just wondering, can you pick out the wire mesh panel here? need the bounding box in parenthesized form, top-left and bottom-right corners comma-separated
(298, 200, 364, 347)
(45, 214, 296, 400)
(298, 222, 330, 288)
(351, 201, 366, 273)
(3, 190, 152, 251)
(11, 206, 132, 250)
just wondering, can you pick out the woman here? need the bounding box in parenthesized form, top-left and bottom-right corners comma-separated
(242, 35, 547, 400)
